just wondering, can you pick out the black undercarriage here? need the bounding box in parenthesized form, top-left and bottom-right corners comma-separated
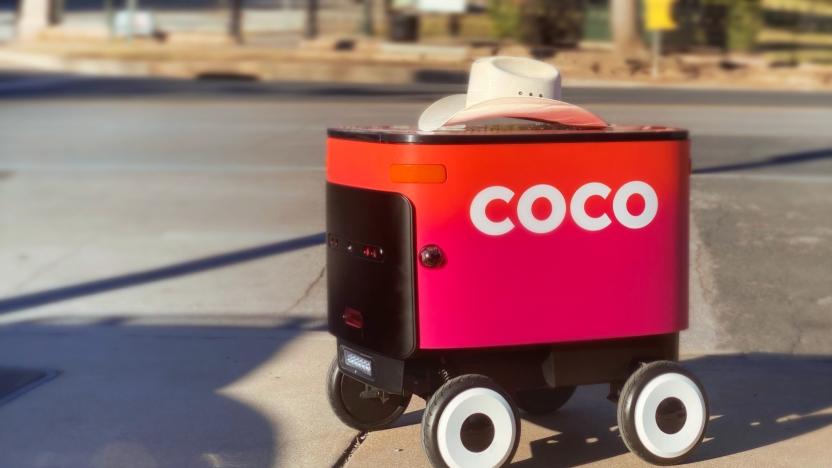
(339, 333, 678, 400)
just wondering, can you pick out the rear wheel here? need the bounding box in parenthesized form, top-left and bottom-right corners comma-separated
(617, 361, 709, 465)
(514, 386, 575, 415)
(327, 357, 411, 431)
(422, 374, 520, 468)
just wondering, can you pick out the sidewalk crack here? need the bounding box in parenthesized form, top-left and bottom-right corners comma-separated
(282, 265, 325, 314)
(332, 431, 367, 468)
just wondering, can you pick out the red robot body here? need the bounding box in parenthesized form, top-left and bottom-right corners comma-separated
(327, 126, 689, 351)
(325, 124, 708, 467)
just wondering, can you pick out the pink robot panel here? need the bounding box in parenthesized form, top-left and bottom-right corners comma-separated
(327, 131, 690, 350)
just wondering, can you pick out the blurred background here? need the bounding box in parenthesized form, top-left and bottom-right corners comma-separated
(1, 0, 832, 86)
(0, 1, 831, 468)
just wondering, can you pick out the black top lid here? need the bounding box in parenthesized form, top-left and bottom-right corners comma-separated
(327, 123, 688, 145)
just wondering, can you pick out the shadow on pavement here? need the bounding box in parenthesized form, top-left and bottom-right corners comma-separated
(0, 232, 325, 315)
(0, 366, 58, 405)
(0, 229, 342, 466)
(0, 317, 331, 468)
(511, 353, 832, 467)
(0, 72, 456, 101)
(694, 147, 832, 175)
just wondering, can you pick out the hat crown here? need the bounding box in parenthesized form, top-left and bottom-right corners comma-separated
(466, 56, 562, 107)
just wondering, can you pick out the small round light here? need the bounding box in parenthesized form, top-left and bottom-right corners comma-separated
(419, 245, 444, 268)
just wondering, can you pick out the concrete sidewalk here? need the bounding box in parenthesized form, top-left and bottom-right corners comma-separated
(0, 324, 353, 468)
(2, 318, 829, 468)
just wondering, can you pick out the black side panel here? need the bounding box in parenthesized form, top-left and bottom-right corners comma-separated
(326, 183, 416, 359)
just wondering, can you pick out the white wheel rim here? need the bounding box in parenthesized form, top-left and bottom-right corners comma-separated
(436, 388, 516, 468)
(634, 372, 706, 459)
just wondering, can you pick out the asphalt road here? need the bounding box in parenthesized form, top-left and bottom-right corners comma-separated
(0, 73, 830, 467)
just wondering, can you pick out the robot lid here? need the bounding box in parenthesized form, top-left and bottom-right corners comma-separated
(328, 123, 687, 144)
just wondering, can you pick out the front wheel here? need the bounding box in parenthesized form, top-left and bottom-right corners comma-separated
(617, 361, 709, 465)
(326, 357, 411, 431)
(422, 374, 520, 468)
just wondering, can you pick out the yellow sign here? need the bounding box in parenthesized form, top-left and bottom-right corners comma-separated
(644, 0, 677, 31)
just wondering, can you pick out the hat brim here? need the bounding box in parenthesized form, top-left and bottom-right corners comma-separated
(418, 95, 607, 132)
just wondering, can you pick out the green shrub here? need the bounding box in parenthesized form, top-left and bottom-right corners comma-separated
(488, 0, 524, 40)
(521, 0, 584, 46)
(488, 0, 584, 46)
(703, 0, 762, 51)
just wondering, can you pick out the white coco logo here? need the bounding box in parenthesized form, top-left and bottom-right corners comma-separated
(469, 181, 658, 236)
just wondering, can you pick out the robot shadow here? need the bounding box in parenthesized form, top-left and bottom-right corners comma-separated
(512, 353, 832, 467)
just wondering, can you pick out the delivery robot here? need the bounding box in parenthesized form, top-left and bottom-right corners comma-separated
(325, 57, 708, 467)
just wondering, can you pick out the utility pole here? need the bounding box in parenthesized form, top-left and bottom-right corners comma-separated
(650, 30, 661, 77)
(305, 0, 318, 39)
(643, 0, 677, 78)
(229, 0, 244, 43)
(610, 0, 642, 54)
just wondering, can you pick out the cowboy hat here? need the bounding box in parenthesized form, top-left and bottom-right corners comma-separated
(418, 56, 607, 131)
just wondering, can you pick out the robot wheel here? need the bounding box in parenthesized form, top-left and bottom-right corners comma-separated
(617, 360, 709, 465)
(421, 374, 521, 468)
(326, 357, 411, 432)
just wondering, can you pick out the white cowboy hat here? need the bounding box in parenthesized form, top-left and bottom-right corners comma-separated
(418, 56, 607, 131)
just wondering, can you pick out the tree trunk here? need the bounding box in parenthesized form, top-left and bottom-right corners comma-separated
(378, 0, 392, 38)
(610, 0, 643, 54)
(17, 0, 50, 40)
(229, 0, 244, 43)
(305, 0, 318, 39)
(49, 0, 64, 25)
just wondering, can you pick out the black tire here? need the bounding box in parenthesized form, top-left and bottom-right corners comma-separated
(617, 361, 709, 466)
(422, 374, 520, 468)
(326, 357, 411, 431)
(514, 386, 575, 415)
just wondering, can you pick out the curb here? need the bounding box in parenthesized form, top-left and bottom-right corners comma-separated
(0, 48, 464, 84)
(0, 48, 156, 77)
(2, 47, 832, 92)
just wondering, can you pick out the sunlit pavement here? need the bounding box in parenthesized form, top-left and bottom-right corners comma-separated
(0, 75, 830, 467)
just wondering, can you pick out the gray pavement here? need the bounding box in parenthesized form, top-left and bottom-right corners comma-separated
(0, 75, 830, 467)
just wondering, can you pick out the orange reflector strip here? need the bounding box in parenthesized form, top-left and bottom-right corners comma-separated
(390, 164, 447, 184)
